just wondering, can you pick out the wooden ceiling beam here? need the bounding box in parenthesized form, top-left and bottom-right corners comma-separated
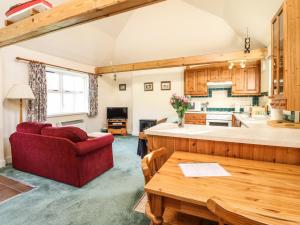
(0, 0, 165, 48)
(95, 48, 268, 74)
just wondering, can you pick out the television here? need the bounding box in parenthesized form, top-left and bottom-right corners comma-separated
(107, 107, 128, 119)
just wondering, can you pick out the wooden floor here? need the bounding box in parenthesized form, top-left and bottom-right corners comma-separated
(0, 175, 33, 204)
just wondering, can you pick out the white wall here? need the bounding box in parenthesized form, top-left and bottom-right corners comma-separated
(0, 45, 101, 164)
(98, 73, 133, 133)
(131, 68, 184, 135)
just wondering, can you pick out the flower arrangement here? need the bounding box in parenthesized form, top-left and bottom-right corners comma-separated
(170, 94, 192, 127)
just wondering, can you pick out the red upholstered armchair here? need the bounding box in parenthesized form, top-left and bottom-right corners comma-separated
(9, 122, 114, 187)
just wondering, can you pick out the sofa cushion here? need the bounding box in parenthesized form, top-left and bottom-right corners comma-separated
(75, 134, 114, 156)
(41, 126, 89, 143)
(17, 122, 52, 134)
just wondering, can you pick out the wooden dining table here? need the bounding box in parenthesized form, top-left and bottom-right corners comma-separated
(144, 151, 300, 225)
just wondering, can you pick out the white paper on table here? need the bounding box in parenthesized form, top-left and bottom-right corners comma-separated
(178, 163, 231, 177)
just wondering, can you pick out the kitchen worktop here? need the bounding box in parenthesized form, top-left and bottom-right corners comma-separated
(233, 113, 269, 128)
(187, 110, 270, 128)
(145, 122, 300, 148)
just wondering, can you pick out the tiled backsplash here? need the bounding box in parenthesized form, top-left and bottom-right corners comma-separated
(192, 88, 263, 110)
(206, 107, 244, 112)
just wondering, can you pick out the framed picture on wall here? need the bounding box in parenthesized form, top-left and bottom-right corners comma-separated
(144, 82, 153, 91)
(119, 84, 126, 91)
(161, 81, 171, 90)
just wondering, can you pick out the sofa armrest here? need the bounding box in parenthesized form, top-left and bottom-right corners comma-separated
(75, 134, 114, 156)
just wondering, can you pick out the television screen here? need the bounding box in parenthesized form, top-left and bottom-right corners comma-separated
(107, 107, 128, 119)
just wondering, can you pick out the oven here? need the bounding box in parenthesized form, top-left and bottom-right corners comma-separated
(206, 113, 233, 127)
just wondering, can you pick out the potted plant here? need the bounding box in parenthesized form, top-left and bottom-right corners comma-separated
(170, 94, 192, 127)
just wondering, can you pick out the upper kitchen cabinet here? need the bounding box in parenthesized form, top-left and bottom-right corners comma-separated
(185, 61, 261, 97)
(271, 0, 300, 111)
(232, 61, 261, 96)
(208, 66, 232, 82)
(184, 68, 208, 96)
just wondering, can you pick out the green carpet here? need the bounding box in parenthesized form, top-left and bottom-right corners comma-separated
(0, 136, 149, 225)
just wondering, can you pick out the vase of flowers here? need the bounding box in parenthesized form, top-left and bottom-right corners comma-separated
(170, 94, 192, 128)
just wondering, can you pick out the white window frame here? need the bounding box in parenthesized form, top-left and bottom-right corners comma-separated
(46, 68, 89, 117)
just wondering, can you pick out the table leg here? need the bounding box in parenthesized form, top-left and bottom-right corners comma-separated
(150, 195, 164, 225)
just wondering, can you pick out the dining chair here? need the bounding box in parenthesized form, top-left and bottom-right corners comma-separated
(206, 197, 268, 225)
(142, 147, 168, 183)
(142, 147, 203, 225)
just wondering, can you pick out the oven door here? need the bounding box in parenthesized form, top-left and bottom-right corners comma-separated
(206, 120, 232, 127)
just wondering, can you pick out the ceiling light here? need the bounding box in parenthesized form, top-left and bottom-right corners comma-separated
(228, 62, 234, 70)
(244, 27, 251, 54)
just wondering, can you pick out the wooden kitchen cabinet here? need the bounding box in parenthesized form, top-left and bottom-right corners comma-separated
(185, 61, 260, 97)
(232, 61, 261, 96)
(208, 67, 220, 81)
(185, 113, 206, 125)
(220, 67, 232, 81)
(184, 70, 197, 94)
(270, 0, 300, 111)
(208, 66, 232, 82)
(184, 68, 208, 96)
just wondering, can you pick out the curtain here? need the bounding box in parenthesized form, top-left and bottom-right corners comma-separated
(88, 74, 98, 118)
(26, 62, 47, 122)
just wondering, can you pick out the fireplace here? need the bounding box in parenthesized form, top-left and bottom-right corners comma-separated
(139, 119, 157, 132)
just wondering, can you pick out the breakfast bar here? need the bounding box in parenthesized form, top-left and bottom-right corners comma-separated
(145, 123, 300, 165)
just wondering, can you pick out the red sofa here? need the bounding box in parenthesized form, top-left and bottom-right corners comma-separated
(9, 122, 114, 187)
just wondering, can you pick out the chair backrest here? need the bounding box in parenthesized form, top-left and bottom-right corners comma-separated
(207, 198, 268, 225)
(142, 147, 168, 184)
(157, 117, 167, 124)
(142, 147, 168, 223)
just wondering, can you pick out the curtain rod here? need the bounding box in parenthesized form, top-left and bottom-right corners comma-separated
(15, 57, 96, 75)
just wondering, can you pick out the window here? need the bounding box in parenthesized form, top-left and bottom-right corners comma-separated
(46, 69, 88, 116)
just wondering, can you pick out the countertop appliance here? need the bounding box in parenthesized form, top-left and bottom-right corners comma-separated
(270, 108, 283, 121)
(206, 112, 233, 127)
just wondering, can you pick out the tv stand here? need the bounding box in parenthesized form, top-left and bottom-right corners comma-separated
(107, 119, 127, 136)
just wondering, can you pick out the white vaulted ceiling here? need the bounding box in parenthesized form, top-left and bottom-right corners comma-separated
(184, 0, 283, 45)
(0, 0, 283, 66)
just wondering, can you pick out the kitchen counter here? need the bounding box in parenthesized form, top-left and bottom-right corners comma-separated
(233, 113, 269, 128)
(187, 110, 271, 128)
(145, 122, 300, 148)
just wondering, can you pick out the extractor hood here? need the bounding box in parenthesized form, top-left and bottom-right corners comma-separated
(207, 81, 232, 88)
